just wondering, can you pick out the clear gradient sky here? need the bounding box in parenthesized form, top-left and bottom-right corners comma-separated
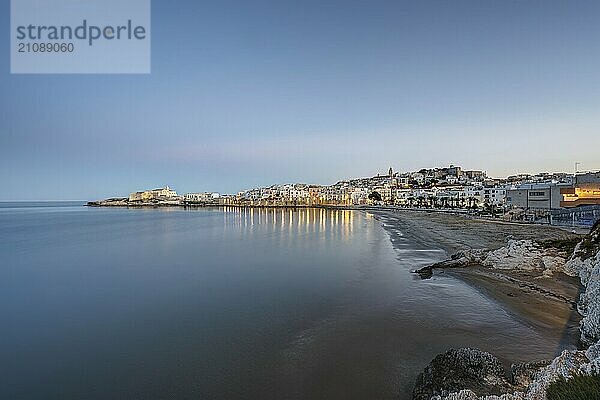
(1, 0, 600, 200)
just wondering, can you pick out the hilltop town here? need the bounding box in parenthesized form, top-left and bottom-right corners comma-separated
(88, 165, 600, 226)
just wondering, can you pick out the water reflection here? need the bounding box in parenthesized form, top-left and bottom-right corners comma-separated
(220, 207, 356, 242)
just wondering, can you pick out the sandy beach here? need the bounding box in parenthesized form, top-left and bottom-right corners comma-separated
(370, 209, 584, 351)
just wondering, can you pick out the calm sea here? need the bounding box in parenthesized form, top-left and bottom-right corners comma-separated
(0, 203, 570, 399)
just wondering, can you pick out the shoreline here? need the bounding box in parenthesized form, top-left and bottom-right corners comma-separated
(86, 201, 358, 210)
(368, 208, 581, 254)
(368, 208, 584, 351)
(86, 201, 591, 234)
(445, 267, 583, 349)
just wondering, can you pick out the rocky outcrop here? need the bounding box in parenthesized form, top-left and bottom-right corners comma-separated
(434, 389, 522, 400)
(414, 239, 568, 278)
(425, 348, 595, 400)
(563, 221, 600, 346)
(576, 254, 600, 345)
(482, 240, 567, 276)
(87, 198, 129, 206)
(583, 341, 600, 374)
(412, 348, 524, 400)
(415, 250, 487, 278)
(509, 361, 553, 389)
(519, 348, 591, 400)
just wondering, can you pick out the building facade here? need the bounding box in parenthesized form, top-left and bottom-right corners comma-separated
(560, 172, 600, 207)
(129, 186, 178, 202)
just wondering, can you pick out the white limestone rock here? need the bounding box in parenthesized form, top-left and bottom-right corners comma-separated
(437, 348, 592, 400)
(482, 240, 566, 274)
(433, 390, 525, 400)
(564, 245, 600, 345)
(578, 253, 600, 345)
(523, 349, 590, 400)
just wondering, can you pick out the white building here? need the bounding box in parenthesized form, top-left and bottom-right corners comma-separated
(483, 186, 507, 206)
(129, 186, 178, 202)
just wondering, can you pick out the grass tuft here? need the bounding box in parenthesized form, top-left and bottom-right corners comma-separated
(539, 237, 582, 256)
(546, 373, 600, 400)
(574, 221, 600, 260)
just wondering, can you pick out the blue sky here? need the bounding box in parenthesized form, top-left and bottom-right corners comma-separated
(2, 0, 600, 200)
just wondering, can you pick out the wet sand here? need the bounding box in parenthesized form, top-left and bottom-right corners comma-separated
(369, 209, 579, 254)
(446, 268, 582, 348)
(370, 209, 585, 353)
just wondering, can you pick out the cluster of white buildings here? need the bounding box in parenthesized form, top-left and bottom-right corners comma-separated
(219, 166, 599, 211)
(205, 165, 504, 208)
(128, 166, 600, 214)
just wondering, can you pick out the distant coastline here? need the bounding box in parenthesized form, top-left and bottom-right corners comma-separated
(86, 198, 356, 210)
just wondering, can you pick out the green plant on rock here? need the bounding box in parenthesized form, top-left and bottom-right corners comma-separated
(546, 373, 600, 400)
(574, 219, 600, 260)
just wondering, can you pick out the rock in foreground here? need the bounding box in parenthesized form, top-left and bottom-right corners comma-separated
(412, 348, 517, 399)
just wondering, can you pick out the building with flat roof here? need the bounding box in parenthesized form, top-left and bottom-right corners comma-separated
(560, 172, 600, 208)
(506, 183, 568, 210)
